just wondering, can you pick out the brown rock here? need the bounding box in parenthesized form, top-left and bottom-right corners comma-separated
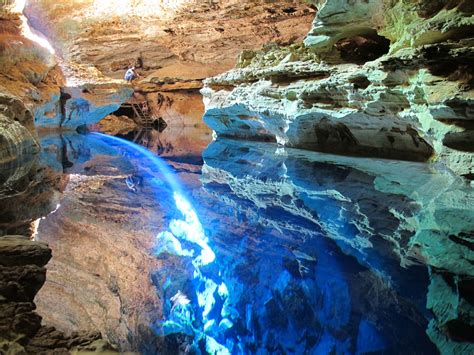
(92, 114, 138, 136)
(0, 236, 51, 267)
(0, 264, 46, 302)
(0, 302, 42, 343)
(24, 0, 315, 80)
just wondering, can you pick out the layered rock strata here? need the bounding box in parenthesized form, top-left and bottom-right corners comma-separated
(0, 93, 39, 169)
(33, 61, 134, 129)
(0, 91, 61, 237)
(24, 0, 315, 82)
(0, 235, 116, 353)
(200, 138, 474, 354)
(0, 235, 52, 352)
(1, 6, 133, 130)
(202, 0, 474, 178)
(34, 132, 189, 352)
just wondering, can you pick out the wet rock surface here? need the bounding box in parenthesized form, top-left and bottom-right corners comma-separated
(0, 92, 39, 168)
(35, 170, 163, 352)
(199, 138, 473, 353)
(0, 90, 63, 237)
(33, 119, 211, 352)
(0, 1, 472, 353)
(0, 17, 121, 348)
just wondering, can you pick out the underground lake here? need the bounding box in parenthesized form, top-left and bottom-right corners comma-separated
(0, 0, 473, 353)
(4, 124, 468, 353)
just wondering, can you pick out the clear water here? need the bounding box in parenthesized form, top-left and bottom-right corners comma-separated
(35, 128, 474, 354)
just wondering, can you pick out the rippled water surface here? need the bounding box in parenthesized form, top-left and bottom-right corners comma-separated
(33, 127, 473, 354)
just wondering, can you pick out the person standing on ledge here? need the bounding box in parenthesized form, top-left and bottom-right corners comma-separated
(124, 66, 139, 82)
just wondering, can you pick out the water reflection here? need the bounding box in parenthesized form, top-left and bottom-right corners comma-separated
(198, 138, 473, 354)
(32, 131, 473, 354)
(0, 142, 61, 236)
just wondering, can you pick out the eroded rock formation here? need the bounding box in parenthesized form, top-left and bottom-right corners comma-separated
(33, 131, 210, 352)
(1, 6, 133, 130)
(200, 138, 474, 354)
(202, 0, 474, 178)
(1, 0, 472, 353)
(24, 0, 315, 82)
(19, 0, 316, 132)
(0, 235, 116, 353)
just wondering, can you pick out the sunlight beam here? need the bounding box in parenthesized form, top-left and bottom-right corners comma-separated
(10, 0, 55, 54)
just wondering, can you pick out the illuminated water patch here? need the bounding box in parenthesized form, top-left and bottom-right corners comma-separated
(93, 133, 231, 353)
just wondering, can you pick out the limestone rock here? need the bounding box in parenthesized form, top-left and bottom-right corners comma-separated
(33, 62, 134, 128)
(92, 114, 138, 136)
(0, 92, 39, 168)
(0, 235, 50, 351)
(427, 272, 474, 355)
(0, 114, 38, 166)
(24, 0, 315, 80)
(202, 59, 436, 162)
(305, 0, 474, 62)
(1, 9, 132, 130)
(202, 0, 473, 177)
(26, 326, 117, 354)
(0, 301, 43, 343)
(0, 234, 117, 354)
(0, 160, 63, 237)
(198, 138, 474, 353)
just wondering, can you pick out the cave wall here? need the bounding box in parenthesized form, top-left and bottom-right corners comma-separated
(24, 0, 316, 81)
(202, 0, 474, 178)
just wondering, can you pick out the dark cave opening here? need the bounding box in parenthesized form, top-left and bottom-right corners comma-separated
(335, 31, 391, 64)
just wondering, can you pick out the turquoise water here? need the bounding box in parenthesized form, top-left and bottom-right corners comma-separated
(36, 130, 474, 354)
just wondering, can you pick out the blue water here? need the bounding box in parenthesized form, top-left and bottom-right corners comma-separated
(37, 130, 474, 354)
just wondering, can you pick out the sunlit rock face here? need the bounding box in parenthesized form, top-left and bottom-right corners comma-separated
(33, 63, 134, 128)
(0, 6, 133, 130)
(202, 0, 474, 177)
(0, 8, 58, 111)
(24, 0, 315, 81)
(304, 0, 473, 58)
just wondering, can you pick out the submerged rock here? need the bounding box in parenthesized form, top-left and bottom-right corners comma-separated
(33, 136, 165, 352)
(427, 271, 474, 355)
(199, 137, 474, 353)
